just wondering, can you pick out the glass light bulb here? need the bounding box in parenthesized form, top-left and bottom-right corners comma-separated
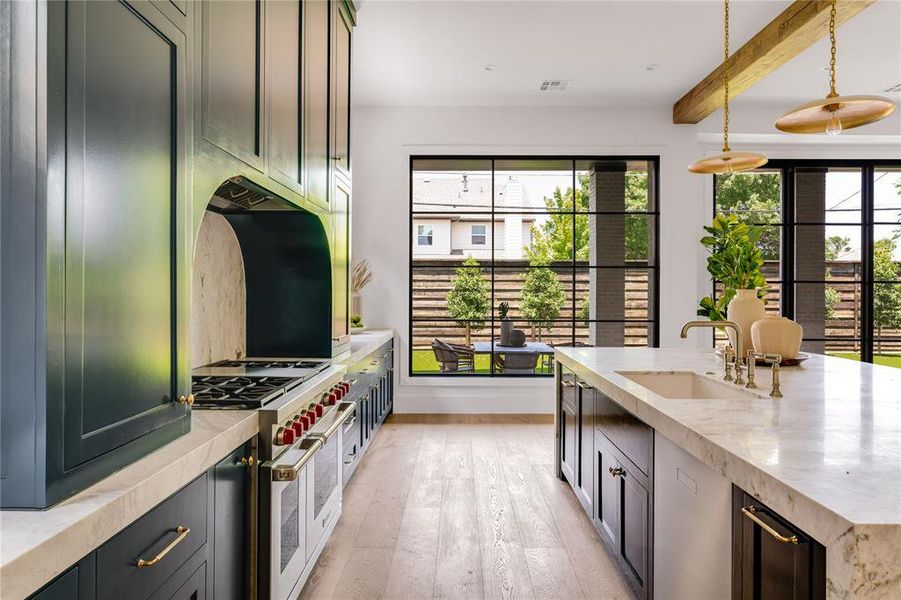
(826, 111, 842, 136)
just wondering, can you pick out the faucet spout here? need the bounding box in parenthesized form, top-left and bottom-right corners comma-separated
(680, 320, 745, 385)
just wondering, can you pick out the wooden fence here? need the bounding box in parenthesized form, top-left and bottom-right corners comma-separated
(413, 259, 901, 353)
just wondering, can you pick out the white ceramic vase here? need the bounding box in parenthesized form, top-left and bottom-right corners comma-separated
(751, 316, 803, 360)
(726, 289, 766, 356)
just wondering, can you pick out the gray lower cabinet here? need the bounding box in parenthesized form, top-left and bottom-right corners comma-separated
(2, 0, 191, 509)
(27, 442, 252, 600)
(576, 380, 596, 516)
(342, 340, 394, 485)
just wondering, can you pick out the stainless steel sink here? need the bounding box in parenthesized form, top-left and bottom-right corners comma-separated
(615, 371, 761, 400)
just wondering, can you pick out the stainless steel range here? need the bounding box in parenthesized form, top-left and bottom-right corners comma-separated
(191, 358, 354, 600)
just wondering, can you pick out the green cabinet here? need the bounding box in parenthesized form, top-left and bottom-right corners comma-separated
(303, 0, 331, 212)
(200, 0, 263, 168)
(211, 442, 254, 600)
(1, 0, 191, 509)
(266, 0, 303, 193)
(330, 0, 354, 179)
(332, 176, 352, 348)
(26, 442, 252, 600)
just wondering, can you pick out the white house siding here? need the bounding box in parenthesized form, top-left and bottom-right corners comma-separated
(411, 218, 451, 257)
(450, 220, 493, 259)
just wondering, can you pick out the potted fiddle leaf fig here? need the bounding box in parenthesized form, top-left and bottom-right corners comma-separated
(498, 301, 514, 346)
(697, 214, 767, 354)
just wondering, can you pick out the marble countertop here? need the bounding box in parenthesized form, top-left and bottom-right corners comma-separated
(335, 329, 394, 367)
(555, 347, 901, 599)
(0, 410, 258, 600)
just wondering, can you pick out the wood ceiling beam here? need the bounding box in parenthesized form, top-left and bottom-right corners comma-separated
(672, 0, 875, 125)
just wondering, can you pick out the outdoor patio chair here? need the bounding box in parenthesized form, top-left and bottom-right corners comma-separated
(499, 351, 539, 375)
(431, 339, 475, 373)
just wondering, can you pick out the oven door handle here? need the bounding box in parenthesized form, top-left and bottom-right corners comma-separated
(311, 402, 356, 444)
(270, 437, 322, 482)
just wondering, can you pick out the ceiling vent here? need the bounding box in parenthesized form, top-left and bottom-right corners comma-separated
(884, 82, 901, 93)
(539, 79, 571, 92)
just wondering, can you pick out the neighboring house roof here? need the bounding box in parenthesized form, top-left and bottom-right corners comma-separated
(413, 171, 543, 211)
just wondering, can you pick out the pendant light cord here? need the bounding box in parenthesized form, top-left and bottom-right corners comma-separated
(722, 0, 730, 153)
(828, 0, 837, 97)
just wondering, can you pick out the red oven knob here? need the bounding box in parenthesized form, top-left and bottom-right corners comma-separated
(314, 403, 325, 417)
(300, 414, 311, 430)
(275, 426, 295, 446)
(327, 392, 338, 405)
(290, 417, 304, 436)
(306, 409, 317, 425)
(341, 382, 350, 393)
(333, 387, 344, 400)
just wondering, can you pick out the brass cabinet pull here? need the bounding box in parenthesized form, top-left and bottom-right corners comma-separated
(741, 506, 799, 545)
(177, 394, 194, 406)
(561, 380, 575, 388)
(136, 526, 190, 568)
(576, 381, 591, 389)
(240, 456, 255, 467)
(608, 466, 626, 478)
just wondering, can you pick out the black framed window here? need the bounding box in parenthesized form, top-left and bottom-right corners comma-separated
(410, 156, 660, 376)
(714, 160, 901, 369)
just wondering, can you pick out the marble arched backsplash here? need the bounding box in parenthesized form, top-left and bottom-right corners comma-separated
(191, 211, 246, 367)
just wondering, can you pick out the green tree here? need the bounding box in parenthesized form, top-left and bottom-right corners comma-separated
(873, 237, 901, 353)
(521, 258, 567, 341)
(446, 256, 490, 346)
(715, 172, 781, 260)
(824, 236, 851, 319)
(527, 172, 650, 263)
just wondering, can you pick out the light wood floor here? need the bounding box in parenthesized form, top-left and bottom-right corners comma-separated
(299, 414, 632, 600)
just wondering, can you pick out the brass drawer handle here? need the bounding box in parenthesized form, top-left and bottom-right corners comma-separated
(608, 466, 626, 478)
(177, 394, 194, 406)
(741, 506, 799, 545)
(136, 526, 190, 568)
(240, 456, 255, 467)
(561, 380, 575, 388)
(576, 381, 591, 389)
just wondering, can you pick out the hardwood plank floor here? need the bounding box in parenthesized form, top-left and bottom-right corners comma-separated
(299, 414, 632, 600)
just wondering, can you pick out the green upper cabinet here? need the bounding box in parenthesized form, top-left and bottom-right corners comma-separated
(200, 0, 264, 169)
(330, 0, 353, 180)
(304, 0, 331, 211)
(332, 177, 352, 347)
(266, 0, 304, 194)
(0, 0, 194, 508)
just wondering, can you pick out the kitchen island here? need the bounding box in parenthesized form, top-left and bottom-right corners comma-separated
(555, 347, 901, 600)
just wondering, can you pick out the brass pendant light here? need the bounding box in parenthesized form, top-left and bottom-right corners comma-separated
(688, 0, 767, 174)
(775, 0, 895, 135)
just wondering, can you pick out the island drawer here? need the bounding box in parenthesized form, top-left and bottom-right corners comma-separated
(96, 473, 208, 599)
(595, 391, 653, 476)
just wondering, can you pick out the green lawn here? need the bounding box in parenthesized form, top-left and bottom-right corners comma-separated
(412, 349, 493, 374)
(831, 353, 901, 369)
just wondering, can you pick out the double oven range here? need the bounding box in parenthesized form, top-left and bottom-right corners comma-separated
(192, 357, 356, 600)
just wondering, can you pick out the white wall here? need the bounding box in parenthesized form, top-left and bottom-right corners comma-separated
(351, 103, 901, 413)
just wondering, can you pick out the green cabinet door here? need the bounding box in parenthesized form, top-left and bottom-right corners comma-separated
(212, 442, 254, 600)
(332, 176, 351, 348)
(330, 0, 353, 178)
(46, 0, 190, 501)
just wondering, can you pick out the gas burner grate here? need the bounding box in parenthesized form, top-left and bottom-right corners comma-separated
(191, 375, 301, 408)
(210, 359, 329, 370)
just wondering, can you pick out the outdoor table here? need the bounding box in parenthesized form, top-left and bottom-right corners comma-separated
(472, 341, 555, 355)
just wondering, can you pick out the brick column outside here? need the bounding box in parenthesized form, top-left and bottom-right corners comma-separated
(795, 168, 827, 354)
(589, 161, 627, 347)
